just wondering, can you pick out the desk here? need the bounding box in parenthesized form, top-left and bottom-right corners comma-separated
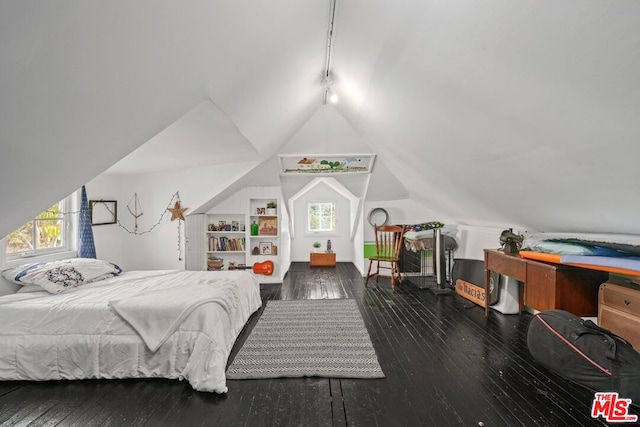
(310, 252, 336, 267)
(484, 249, 608, 317)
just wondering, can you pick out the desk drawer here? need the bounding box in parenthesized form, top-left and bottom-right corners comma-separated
(599, 282, 640, 317)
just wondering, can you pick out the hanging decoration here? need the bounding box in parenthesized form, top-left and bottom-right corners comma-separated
(167, 200, 188, 261)
(78, 185, 97, 259)
(101, 191, 187, 261)
(126, 193, 144, 233)
(167, 201, 188, 221)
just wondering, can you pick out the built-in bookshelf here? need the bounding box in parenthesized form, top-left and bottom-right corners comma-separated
(205, 213, 246, 271)
(185, 193, 283, 284)
(247, 198, 280, 282)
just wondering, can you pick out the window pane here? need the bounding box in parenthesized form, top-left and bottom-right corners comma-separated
(35, 218, 64, 250)
(5, 201, 66, 255)
(6, 221, 34, 254)
(308, 202, 335, 232)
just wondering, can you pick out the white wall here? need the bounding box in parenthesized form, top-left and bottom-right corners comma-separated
(290, 181, 354, 262)
(85, 163, 257, 271)
(85, 174, 124, 268)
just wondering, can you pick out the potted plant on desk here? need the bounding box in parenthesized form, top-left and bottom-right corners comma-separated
(312, 241, 321, 252)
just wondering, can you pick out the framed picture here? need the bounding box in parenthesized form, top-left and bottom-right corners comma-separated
(256, 207, 266, 215)
(89, 200, 117, 226)
(259, 242, 272, 255)
(258, 216, 278, 235)
(231, 221, 239, 231)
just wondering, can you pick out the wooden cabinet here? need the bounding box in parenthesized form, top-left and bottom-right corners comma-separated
(310, 252, 336, 267)
(484, 249, 608, 316)
(599, 282, 640, 349)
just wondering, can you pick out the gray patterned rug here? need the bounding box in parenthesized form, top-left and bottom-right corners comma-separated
(226, 299, 385, 379)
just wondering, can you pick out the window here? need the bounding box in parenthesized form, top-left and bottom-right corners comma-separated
(5, 194, 77, 259)
(307, 202, 336, 233)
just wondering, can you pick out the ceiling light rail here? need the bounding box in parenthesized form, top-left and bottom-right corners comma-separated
(322, 0, 338, 105)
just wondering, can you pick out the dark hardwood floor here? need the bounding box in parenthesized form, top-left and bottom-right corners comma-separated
(0, 262, 634, 426)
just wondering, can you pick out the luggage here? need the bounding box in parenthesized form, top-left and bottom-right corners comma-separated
(527, 309, 640, 404)
(599, 282, 640, 350)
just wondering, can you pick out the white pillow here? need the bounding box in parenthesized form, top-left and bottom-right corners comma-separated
(16, 285, 46, 293)
(1, 258, 122, 294)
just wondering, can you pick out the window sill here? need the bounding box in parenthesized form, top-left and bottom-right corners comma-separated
(4, 250, 78, 268)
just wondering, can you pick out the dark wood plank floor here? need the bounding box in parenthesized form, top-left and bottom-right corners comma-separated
(0, 262, 635, 426)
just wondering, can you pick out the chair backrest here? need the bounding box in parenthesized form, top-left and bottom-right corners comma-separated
(374, 224, 405, 259)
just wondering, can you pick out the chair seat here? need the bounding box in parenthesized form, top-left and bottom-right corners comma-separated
(368, 256, 399, 262)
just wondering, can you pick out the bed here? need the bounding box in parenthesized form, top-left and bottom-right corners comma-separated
(0, 259, 262, 393)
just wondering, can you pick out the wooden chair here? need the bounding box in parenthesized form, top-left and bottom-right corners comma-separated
(365, 224, 405, 290)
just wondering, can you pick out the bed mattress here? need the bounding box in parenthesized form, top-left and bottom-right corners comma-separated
(0, 270, 262, 393)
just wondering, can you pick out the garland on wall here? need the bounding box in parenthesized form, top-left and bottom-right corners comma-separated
(37, 190, 189, 261)
(104, 191, 188, 261)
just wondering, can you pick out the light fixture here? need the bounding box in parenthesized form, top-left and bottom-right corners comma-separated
(328, 88, 339, 104)
(322, 0, 338, 105)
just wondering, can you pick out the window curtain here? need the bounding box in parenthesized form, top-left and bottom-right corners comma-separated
(78, 185, 96, 258)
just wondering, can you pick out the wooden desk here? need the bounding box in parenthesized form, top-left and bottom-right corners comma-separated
(484, 249, 608, 317)
(310, 252, 336, 267)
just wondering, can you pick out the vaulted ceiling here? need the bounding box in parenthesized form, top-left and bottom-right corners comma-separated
(2, 0, 640, 239)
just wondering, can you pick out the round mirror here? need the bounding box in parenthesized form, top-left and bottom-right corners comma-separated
(367, 208, 389, 227)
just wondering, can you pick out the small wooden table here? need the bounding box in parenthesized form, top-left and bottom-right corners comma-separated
(310, 252, 336, 267)
(484, 249, 608, 317)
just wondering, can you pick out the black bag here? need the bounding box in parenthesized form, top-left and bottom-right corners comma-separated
(527, 309, 640, 405)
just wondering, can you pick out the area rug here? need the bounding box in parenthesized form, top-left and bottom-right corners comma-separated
(226, 299, 385, 379)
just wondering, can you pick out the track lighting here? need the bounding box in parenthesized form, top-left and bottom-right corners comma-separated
(328, 88, 339, 104)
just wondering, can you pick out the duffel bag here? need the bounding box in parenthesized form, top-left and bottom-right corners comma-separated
(527, 309, 640, 405)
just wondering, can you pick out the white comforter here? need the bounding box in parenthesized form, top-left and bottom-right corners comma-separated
(0, 270, 262, 393)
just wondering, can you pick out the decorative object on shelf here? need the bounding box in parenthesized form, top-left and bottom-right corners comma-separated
(167, 201, 188, 222)
(259, 242, 272, 255)
(255, 207, 266, 215)
(258, 216, 277, 235)
(313, 241, 321, 252)
(89, 199, 118, 226)
(207, 257, 224, 270)
(231, 221, 239, 231)
(253, 260, 274, 276)
(252, 246, 260, 255)
(251, 221, 259, 236)
(271, 245, 278, 256)
(266, 201, 277, 215)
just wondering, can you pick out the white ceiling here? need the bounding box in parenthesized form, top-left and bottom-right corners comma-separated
(2, 0, 640, 238)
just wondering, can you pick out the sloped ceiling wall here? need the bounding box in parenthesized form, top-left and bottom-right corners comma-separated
(2, 1, 640, 239)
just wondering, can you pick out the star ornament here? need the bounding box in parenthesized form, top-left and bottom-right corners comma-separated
(167, 201, 188, 221)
